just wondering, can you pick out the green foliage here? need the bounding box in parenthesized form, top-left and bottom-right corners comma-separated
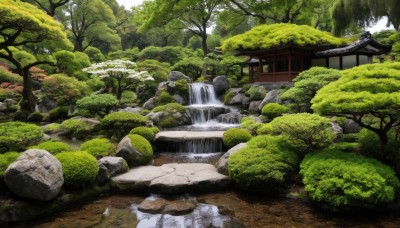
(149, 127, 160, 134)
(300, 150, 400, 209)
(0, 66, 22, 84)
(0, 152, 21, 178)
(223, 128, 252, 149)
(138, 46, 186, 65)
(137, 81, 158, 103)
(76, 94, 119, 118)
(228, 135, 298, 193)
(246, 86, 266, 101)
(42, 123, 61, 133)
(80, 138, 115, 157)
(130, 127, 156, 142)
(29, 141, 73, 155)
(45, 106, 69, 121)
(60, 119, 91, 138)
(127, 134, 153, 165)
(140, 109, 151, 116)
(86, 77, 105, 92)
(27, 112, 44, 122)
(240, 116, 262, 136)
(223, 90, 236, 105)
(107, 48, 140, 61)
(256, 123, 273, 135)
(173, 79, 189, 97)
(172, 57, 204, 80)
(101, 112, 148, 138)
(0, 122, 43, 153)
(328, 142, 359, 152)
(156, 91, 175, 105)
(84, 46, 106, 63)
(261, 103, 289, 119)
(269, 113, 335, 153)
(120, 91, 137, 105)
(281, 67, 341, 112)
(136, 59, 170, 83)
(222, 24, 346, 53)
(153, 103, 186, 113)
(56, 151, 99, 187)
(157, 115, 177, 128)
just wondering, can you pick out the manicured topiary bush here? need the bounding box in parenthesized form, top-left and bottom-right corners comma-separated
(0, 152, 21, 178)
(300, 150, 400, 210)
(120, 91, 137, 105)
(29, 141, 73, 155)
(101, 112, 148, 138)
(256, 123, 273, 135)
(130, 127, 156, 142)
(246, 86, 266, 101)
(240, 116, 262, 136)
(261, 103, 289, 119)
(42, 123, 61, 133)
(128, 134, 153, 164)
(0, 122, 43, 153)
(157, 91, 175, 105)
(80, 138, 115, 157)
(60, 119, 91, 138)
(223, 128, 252, 149)
(76, 94, 119, 118)
(56, 151, 99, 187)
(228, 135, 298, 193)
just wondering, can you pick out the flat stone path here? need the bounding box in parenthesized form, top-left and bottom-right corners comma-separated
(154, 131, 224, 142)
(111, 163, 230, 194)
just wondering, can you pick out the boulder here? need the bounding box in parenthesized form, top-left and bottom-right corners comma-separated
(258, 89, 281, 110)
(248, 101, 262, 113)
(116, 136, 152, 167)
(229, 93, 248, 105)
(215, 143, 247, 175)
(99, 156, 129, 177)
(343, 119, 361, 134)
(212, 76, 229, 96)
(173, 94, 185, 105)
(0, 103, 7, 112)
(138, 196, 198, 216)
(72, 116, 101, 131)
(37, 96, 57, 113)
(147, 110, 191, 128)
(4, 149, 64, 201)
(168, 71, 192, 83)
(119, 107, 142, 114)
(331, 121, 343, 140)
(241, 97, 251, 107)
(96, 162, 110, 184)
(143, 97, 157, 110)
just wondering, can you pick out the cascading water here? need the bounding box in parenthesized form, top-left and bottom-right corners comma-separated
(189, 83, 222, 105)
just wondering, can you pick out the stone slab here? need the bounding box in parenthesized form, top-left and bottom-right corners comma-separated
(154, 131, 225, 142)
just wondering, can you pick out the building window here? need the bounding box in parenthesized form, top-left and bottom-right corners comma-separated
(343, 55, 357, 69)
(291, 56, 302, 71)
(311, 58, 326, 67)
(275, 57, 288, 72)
(329, 56, 340, 69)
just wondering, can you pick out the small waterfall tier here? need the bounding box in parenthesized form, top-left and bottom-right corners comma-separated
(216, 113, 242, 124)
(189, 83, 222, 105)
(187, 106, 229, 124)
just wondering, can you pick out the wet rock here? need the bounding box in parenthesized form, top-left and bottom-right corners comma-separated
(43, 134, 52, 141)
(249, 101, 262, 113)
(216, 113, 242, 124)
(172, 94, 185, 105)
(241, 97, 251, 107)
(258, 89, 281, 110)
(216, 143, 247, 175)
(143, 97, 157, 110)
(168, 71, 192, 83)
(138, 196, 198, 216)
(4, 149, 64, 201)
(99, 156, 129, 177)
(230, 93, 248, 105)
(96, 162, 110, 184)
(147, 110, 191, 128)
(116, 136, 152, 167)
(212, 76, 229, 96)
(155, 131, 224, 142)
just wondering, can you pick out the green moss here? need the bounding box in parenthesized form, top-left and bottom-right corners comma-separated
(223, 128, 252, 149)
(45, 106, 69, 121)
(29, 141, 73, 155)
(101, 112, 148, 138)
(157, 91, 175, 105)
(328, 142, 359, 152)
(261, 103, 289, 119)
(0, 122, 43, 153)
(149, 127, 160, 134)
(27, 112, 44, 122)
(56, 151, 99, 187)
(42, 123, 61, 133)
(0, 152, 21, 178)
(139, 109, 151, 116)
(173, 79, 189, 96)
(300, 150, 400, 209)
(223, 91, 236, 105)
(153, 103, 186, 113)
(158, 114, 178, 128)
(222, 23, 346, 52)
(246, 86, 266, 101)
(127, 134, 153, 165)
(256, 123, 273, 135)
(60, 119, 91, 138)
(129, 127, 156, 142)
(80, 138, 115, 157)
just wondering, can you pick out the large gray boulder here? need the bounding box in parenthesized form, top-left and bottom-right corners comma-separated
(343, 119, 361, 133)
(38, 96, 57, 113)
(168, 71, 192, 83)
(99, 156, 129, 177)
(116, 136, 152, 167)
(212, 76, 229, 96)
(119, 107, 142, 114)
(215, 143, 247, 175)
(331, 121, 343, 140)
(4, 149, 64, 201)
(258, 89, 281, 110)
(143, 97, 157, 110)
(229, 93, 248, 105)
(147, 110, 191, 128)
(248, 101, 262, 113)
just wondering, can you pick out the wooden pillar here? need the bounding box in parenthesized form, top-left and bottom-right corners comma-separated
(326, 57, 329, 68)
(288, 52, 292, 81)
(258, 57, 262, 82)
(356, 54, 360, 66)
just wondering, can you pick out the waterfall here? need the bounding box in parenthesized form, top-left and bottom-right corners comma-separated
(189, 83, 222, 105)
(216, 113, 242, 124)
(177, 138, 224, 153)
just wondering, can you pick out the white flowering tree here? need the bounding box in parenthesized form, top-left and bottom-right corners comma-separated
(83, 60, 153, 100)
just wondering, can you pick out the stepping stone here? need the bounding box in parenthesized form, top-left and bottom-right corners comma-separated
(111, 163, 230, 194)
(155, 131, 225, 142)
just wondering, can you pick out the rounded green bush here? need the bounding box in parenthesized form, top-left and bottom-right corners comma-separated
(256, 123, 273, 135)
(300, 150, 400, 210)
(27, 112, 44, 122)
(246, 86, 266, 101)
(45, 106, 69, 121)
(240, 116, 262, 136)
(261, 103, 289, 119)
(223, 128, 252, 149)
(157, 91, 175, 105)
(42, 123, 61, 134)
(29, 141, 73, 155)
(56, 151, 99, 187)
(60, 119, 91, 138)
(149, 127, 160, 134)
(120, 91, 137, 105)
(153, 103, 186, 113)
(101, 112, 148, 138)
(130, 127, 156, 142)
(76, 94, 118, 118)
(0, 152, 21, 178)
(128, 134, 153, 165)
(80, 138, 115, 157)
(228, 135, 298, 193)
(0, 122, 43, 153)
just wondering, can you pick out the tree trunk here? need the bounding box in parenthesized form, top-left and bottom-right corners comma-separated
(20, 71, 36, 113)
(116, 78, 122, 100)
(201, 30, 208, 55)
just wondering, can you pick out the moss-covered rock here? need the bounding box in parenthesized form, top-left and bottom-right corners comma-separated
(80, 138, 115, 157)
(148, 103, 191, 128)
(101, 112, 149, 139)
(130, 127, 156, 142)
(29, 141, 73, 155)
(116, 134, 153, 167)
(223, 128, 252, 149)
(261, 103, 289, 119)
(0, 152, 20, 178)
(0, 122, 43, 153)
(60, 119, 92, 139)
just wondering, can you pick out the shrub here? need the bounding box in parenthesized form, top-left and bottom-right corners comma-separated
(153, 103, 186, 113)
(256, 123, 273, 135)
(0, 122, 43, 153)
(27, 112, 43, 122)
(149, 127, 160, 134)
(173, 79, 189, 96)
(0, 152, 21, 178)
(246, 86, 266, 101)
(261, 103, 289, 119)
(60, 119, 91, 138)
(140, 109, 151, 116)
(269, 113, 335, 153)
(130, 127, 156, 142)
(128, 134, 153, 165)
(80, 138, 115, 157)
(158, 115, 178, 128)
(223, 128, 252, 149)
(42, 123, 61, 133)
(45, 106, 69, 121)
(56, 151, 99, 187)
(157, 91, 175, 105)
(228, 135, 298, 193)
(328, 142, 359, 152)
(224, 90, 236, 104)
(240, 116, 262, 136)
(76, 94, 119, 118)
(300, 150, 400, 209)
(120, 91, 137, 105)
(29, 141, 73, 155)
(101, 112, 148, 138)
(136, 59, 170, 83)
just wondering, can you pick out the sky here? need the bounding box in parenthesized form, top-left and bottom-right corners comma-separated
(116, 0, 143, 9)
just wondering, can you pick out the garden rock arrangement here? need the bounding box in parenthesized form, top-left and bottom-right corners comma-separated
(138, 196, 198, 215)
(216, 143, 247, 175)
